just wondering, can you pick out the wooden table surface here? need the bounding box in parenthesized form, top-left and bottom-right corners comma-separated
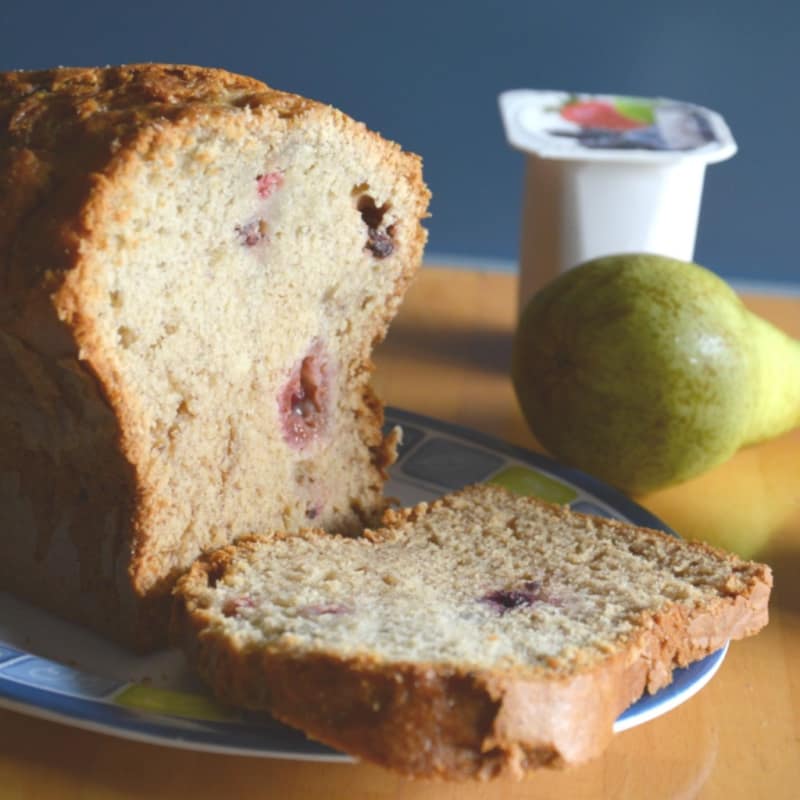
(1, 266, 798, 799)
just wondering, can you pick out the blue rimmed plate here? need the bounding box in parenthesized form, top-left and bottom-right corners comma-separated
(0, 408, 727, 757)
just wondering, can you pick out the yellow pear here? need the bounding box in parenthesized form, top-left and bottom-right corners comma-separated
(512, 254, 800, 493)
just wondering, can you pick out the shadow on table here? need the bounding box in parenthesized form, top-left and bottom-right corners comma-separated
(762, 546, 800, 614)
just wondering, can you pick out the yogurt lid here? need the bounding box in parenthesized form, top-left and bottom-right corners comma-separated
(499, 90, 736, 164)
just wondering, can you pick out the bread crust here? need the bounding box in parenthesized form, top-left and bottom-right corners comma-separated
(170, 487, 772, 779)
(0, 64, 429, 649)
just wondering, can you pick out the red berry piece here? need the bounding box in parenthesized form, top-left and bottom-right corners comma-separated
(222, 595, 256, 617)
(278, 341, 331, 450)
(256, 171, 284, 199)
(299, 603, 352, 617)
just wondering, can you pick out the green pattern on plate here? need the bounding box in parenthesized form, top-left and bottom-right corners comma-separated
(114, 685, 234, 721)
(489, 466, 578, 504)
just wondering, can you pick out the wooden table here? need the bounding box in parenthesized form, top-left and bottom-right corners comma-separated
(1, 267, 798, 799)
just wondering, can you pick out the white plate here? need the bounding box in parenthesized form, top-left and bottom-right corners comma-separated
(0, 408, 727, 758)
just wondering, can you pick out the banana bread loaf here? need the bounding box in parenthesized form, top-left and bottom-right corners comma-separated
(0, 64, 429, 650)
(172, 484, 771, 779)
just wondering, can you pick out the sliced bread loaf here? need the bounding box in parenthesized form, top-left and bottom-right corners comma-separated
(171, 484, 771, 779)
(0, 64, 429, 649)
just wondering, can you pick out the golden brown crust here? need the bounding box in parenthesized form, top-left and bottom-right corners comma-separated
(0, 65, 310, 302)
(170, 488, 772, 779)
(0, 64, 428, 649)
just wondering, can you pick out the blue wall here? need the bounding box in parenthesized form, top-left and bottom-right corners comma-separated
(2, 0, 797, 285)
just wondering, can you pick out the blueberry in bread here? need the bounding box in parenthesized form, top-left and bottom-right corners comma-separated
(171, 484, 771, 780)
(0, 64, 429, 650)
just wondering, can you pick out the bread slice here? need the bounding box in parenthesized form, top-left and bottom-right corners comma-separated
(171, 484, 771, 779)
(0, 64, 429, 649)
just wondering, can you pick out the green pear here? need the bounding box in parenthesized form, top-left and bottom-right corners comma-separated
(512, 253, 800, 494)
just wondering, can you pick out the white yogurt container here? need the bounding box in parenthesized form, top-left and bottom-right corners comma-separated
(498, 90, 737, 311)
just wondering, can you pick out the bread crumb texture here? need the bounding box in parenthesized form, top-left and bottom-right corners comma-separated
(172, 484, 771, 780)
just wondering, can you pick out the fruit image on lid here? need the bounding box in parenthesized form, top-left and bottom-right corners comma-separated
(555, 94, 717, 151)
(500, 90, 736, 163)
(559, 95, 653, 131)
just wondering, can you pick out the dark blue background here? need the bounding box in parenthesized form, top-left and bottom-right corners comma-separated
(2, 1, 797, 286)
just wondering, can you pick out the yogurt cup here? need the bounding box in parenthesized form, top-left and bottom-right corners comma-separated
(499, 90, 737, 311)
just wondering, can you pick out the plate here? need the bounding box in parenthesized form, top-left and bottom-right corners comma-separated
(0, 408, 727, 758)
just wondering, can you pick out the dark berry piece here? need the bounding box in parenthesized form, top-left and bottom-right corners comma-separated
(481, 582, 543, 615)
(367, 226, 395, 258)
(235, 218, 268, 246)
(357, 195, 396, 259)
